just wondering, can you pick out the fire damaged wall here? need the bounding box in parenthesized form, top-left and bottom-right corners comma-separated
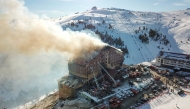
(68, 46, 124, 80)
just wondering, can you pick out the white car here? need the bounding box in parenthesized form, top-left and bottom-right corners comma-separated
(122, 74, 129, 79)
(136, 78, 142, 82)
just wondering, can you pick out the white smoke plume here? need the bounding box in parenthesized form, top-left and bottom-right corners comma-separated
(0, 0, 106, 108)
(0, 0, 105, 55)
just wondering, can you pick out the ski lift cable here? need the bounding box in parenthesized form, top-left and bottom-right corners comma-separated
(114, 12, 145, 62)
(117, 11, 156, 60)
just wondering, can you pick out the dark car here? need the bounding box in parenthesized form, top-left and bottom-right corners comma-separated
(151, 84, 158, 90)
(162, 85, 167, 90)
(177, 90, 184, 95)
(154, 91, 159, 96)
(158, 87, 163, 92)
(129, 81, 134, 86)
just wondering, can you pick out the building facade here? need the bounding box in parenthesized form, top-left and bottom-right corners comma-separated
(58, 76, 82, 99)
(156, 51, 190, 71)
(68, 46, 124, 80)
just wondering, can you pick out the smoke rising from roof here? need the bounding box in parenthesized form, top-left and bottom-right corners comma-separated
(0, 0, 106, 108)
(0, 0, 106, 56)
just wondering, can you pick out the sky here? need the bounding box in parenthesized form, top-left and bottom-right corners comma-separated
(24, 0, 190, 18)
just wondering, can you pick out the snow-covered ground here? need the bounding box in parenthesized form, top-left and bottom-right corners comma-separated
(139, 91, 190, 109)
(55, 8, 190, 65)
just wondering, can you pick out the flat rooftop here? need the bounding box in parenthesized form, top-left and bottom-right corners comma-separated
(157, 51, 190, 62)
(58, 75, 83, 89)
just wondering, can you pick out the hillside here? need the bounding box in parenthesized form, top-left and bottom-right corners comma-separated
(52, 8, 190, 65)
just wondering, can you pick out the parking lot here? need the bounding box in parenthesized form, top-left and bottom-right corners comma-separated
(79, 64, 189, 109)
(105, 65, 167, 109)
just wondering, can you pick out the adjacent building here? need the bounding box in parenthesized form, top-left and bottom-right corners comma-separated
(155, 51, 190, 71)
(58, 76, 83, 99)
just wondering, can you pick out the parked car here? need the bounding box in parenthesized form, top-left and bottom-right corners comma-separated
(177, 71, 190, 77)
(185, 77, 190, 81)
(142, 71, 149, 75)
(129, 81, 134, 86)
(143, 67, 149, 72)
(150, 78, 155, 82)
(127, 90, 134, 96)
(136, 102, 141, 106)
(130, 89, 138, 95)
(162, 85, 167, 90)
(144, 85, 149, 89)
(158, 87, 163, 92)
(122, 74, 129, 79)
(148, 93, 155, 98)
(116, 94, 122, 99)
(153, 76, 161, 81)
(129, 105, 135, 109)
(152, 90, 157, 93)
(180, 78, 188, 83)
(148, 65, 158, 71)
(177, 89, 184, 95)
(140, 97, 148, 102)
(154, 91, 159, 96)
(177, 81, 185, 86)
(129, 72, 141, 78)
(136, 78, 142, 82)
(121, 90, 128, 98)
(120, 93, 125, 99)
(109, 97, 118, 103)
(151, 84, 158, 90)
(174, 67, 180, 71)
(165, 71, 173, 76)
(135, 87, 143, 92)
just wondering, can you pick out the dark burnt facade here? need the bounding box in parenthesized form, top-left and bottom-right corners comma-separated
(68, 46, 124, 79)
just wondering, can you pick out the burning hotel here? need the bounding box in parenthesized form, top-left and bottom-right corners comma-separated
(58, 45, 125, 100)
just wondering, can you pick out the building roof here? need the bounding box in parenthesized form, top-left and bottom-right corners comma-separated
(157, 51, 190, 62)
(58, 75, 81, 89)
(69, 45, 123, 64)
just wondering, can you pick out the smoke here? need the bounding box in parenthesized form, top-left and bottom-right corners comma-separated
(0, 0, 106, 56)
(0, 0, 106, 108)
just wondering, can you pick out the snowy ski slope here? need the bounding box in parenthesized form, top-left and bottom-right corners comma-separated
(54, 8, 190, 64)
